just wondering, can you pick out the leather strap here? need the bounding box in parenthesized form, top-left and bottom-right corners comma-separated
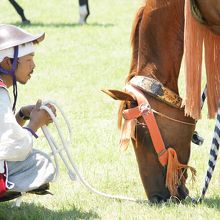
(123, 85, 168, 166)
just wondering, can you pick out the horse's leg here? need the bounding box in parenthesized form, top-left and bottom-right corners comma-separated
(78, 0, 90, 24)
(8, 0, 30, 24)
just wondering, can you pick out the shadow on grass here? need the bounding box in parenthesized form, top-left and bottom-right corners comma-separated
(0, 202, 100, 220)
(11, 22, 114, 28)
(136, 196, 220, 209)
(203, 196, 220, 209)
(158, 196, 220, 210)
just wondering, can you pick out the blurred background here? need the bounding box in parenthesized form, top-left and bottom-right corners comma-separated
(0, 1, 219, 220)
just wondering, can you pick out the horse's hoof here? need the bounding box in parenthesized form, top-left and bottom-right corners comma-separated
(22, 19, 31, 25)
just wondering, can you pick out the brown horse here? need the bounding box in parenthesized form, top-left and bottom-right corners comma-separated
(104, 0, 220, 203)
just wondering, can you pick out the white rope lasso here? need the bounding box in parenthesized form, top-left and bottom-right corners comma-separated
(40, 101, 146, 203)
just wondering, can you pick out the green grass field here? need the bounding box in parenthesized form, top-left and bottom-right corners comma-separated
(0, 0, 220, 219)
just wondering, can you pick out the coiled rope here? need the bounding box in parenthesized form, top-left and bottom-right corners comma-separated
(40, 101, 146, 203)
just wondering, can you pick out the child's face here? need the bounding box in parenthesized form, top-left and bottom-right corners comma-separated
(15, 53, 35, 84)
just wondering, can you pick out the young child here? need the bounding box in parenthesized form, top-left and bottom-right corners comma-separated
(0, 24, 56, 201)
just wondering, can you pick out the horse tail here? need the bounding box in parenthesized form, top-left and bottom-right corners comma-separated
(118, 4, 145, 129)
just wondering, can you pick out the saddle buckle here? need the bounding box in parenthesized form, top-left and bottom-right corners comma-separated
(139, 103, 151, 115)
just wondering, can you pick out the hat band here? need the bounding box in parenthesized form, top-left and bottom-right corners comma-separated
(0, 42, 35, 62)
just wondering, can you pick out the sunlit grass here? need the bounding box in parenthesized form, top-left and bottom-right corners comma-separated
(0, 0, 220, 219)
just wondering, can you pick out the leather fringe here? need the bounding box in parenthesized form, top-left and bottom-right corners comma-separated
(184, 0, 220, 119)
(119, 119, 136, 151)
(165, 148, 196, 197)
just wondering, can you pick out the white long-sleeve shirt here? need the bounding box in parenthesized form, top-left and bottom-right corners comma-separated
(0, 87, 33, 168)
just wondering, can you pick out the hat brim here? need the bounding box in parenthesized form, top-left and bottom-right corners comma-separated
(0, 24, 45, 51)
(33, 32, 45, 44)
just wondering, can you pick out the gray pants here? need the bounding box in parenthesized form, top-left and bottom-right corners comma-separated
(7, 149, 55, 192)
